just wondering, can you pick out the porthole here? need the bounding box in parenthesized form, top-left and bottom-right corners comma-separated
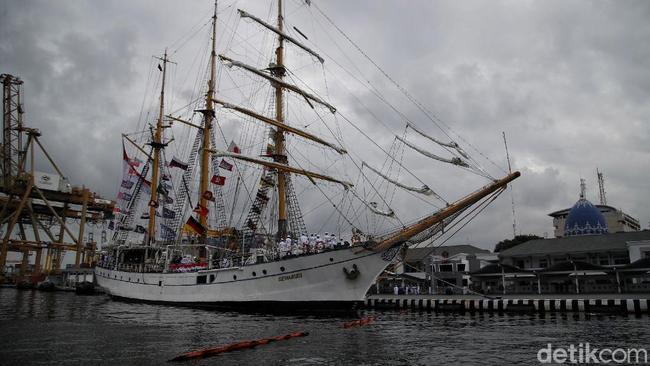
(233, 275, 237, 280)
(252, 272, 257, 277)
(280, 266, 285, 272)
(262, 270, 267, 275)
(329, 258, 334, 262)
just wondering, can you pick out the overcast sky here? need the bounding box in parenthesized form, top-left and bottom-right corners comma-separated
(2, 0, 649, 250)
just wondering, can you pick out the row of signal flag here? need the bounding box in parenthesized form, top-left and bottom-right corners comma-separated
(117, 140, 241, 236)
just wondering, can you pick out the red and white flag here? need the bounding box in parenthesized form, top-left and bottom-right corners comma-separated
(227, 140, 241, 154)
(210, 175, 226, 185)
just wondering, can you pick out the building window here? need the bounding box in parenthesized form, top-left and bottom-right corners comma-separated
(644, 251, 650, 259)
(197, 275, 207, 284)
(439, 264, 453, 272)
(539, 259, 548, 268)
(599, 257, 610, 266)
(516, 260, 525, 268)
(456, 263, 466, 272)
(613, 256, 630, 265)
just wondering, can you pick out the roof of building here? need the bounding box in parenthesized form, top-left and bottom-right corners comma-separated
(405, 244, 490, 262)
(498, 230, 650, 258)
(619, 257, 650, 272)
(470, 263, 525, 275)
(543, 260, 606, 273)
(564, 198, 608, 236)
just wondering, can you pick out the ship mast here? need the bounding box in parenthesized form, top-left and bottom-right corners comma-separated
(274, 0, 288, 239)
(147, 49, 169, 245)
(198, 1, 218, 241)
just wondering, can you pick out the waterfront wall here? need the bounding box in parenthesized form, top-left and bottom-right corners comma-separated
(365, 295, 650, 315)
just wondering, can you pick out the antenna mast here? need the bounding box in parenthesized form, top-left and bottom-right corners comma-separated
(502, 132, 516, 237)
(147, 49, 170, 245)
(579, 178, 586, 200)
(596, 168, 607, 205)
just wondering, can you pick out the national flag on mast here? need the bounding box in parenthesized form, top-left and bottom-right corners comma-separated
(169, 156, 188, 170)
(219, 159, 233, 171)
(227, 140, 241, 154)
(210, 175, 225, 185)
(184, 216, 206, 235)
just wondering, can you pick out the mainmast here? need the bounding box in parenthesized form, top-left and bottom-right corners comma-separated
(273, 0, 288, 239)
(147, 49, 170, 245)
(198, 1, 218, 240)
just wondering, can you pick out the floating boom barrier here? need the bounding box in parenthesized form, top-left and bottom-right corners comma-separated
(169, 331, 309, 362)
(341, 316, 375, 329)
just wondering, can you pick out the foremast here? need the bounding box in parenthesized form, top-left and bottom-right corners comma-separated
(198, 1, 219, 241)
(147, 50, 170, 245)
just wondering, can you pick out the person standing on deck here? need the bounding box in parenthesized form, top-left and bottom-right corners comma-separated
(279, 237, 287, 258)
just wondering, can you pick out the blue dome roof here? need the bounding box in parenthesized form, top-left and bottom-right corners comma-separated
(564, 198, 608, 236)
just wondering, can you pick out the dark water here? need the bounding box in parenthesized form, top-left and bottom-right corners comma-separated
(0, 288, 648, 365)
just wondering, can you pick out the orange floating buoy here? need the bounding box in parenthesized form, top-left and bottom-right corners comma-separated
(169, 331, 309, 362)
(341, 316, 375, 329)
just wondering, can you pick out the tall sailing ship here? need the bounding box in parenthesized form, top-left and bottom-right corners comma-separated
(96, 0, 519, 310)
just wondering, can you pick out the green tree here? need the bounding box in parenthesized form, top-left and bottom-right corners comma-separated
(494, 234, 543, 252)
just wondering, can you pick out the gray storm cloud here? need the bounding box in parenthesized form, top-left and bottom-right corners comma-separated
(1, 0, 648, 250)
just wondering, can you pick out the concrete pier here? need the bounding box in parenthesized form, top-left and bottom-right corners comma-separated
(365, 294, 650, 315)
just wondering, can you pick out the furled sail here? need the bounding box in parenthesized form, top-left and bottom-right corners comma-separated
(362, 161, 435, 196)
(405, 122, 470, 159)
(396, 135, 469, 167)
(349, 189, 395, 217)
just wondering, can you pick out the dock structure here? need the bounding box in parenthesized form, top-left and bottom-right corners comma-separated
(0, 74, 115, 284)
(365, 295, 650, 315)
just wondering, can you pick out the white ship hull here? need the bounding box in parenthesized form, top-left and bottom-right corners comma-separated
(96, 246, 398, 310)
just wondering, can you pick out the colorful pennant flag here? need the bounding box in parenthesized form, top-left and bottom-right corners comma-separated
(162, 207, 176, 219)
(120, 180, 134, 189)
(140, 212, 150, 220)
(265, 143, 275, 156)
(117, 192, 132, 201)
(228, 140, 241, 154)
(157, 182, 169, 197)
(210, 175, 226, 185)
(219, 159, 233, 171)
(169, 156, 189, 170)
(202, 190, 215, 202)
(193, 204, 208, 217)
(260, 176, 274, 187)
(160, 224, 175, 239)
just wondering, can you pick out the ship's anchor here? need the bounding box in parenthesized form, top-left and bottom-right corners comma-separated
(343, 264, 360, 280)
